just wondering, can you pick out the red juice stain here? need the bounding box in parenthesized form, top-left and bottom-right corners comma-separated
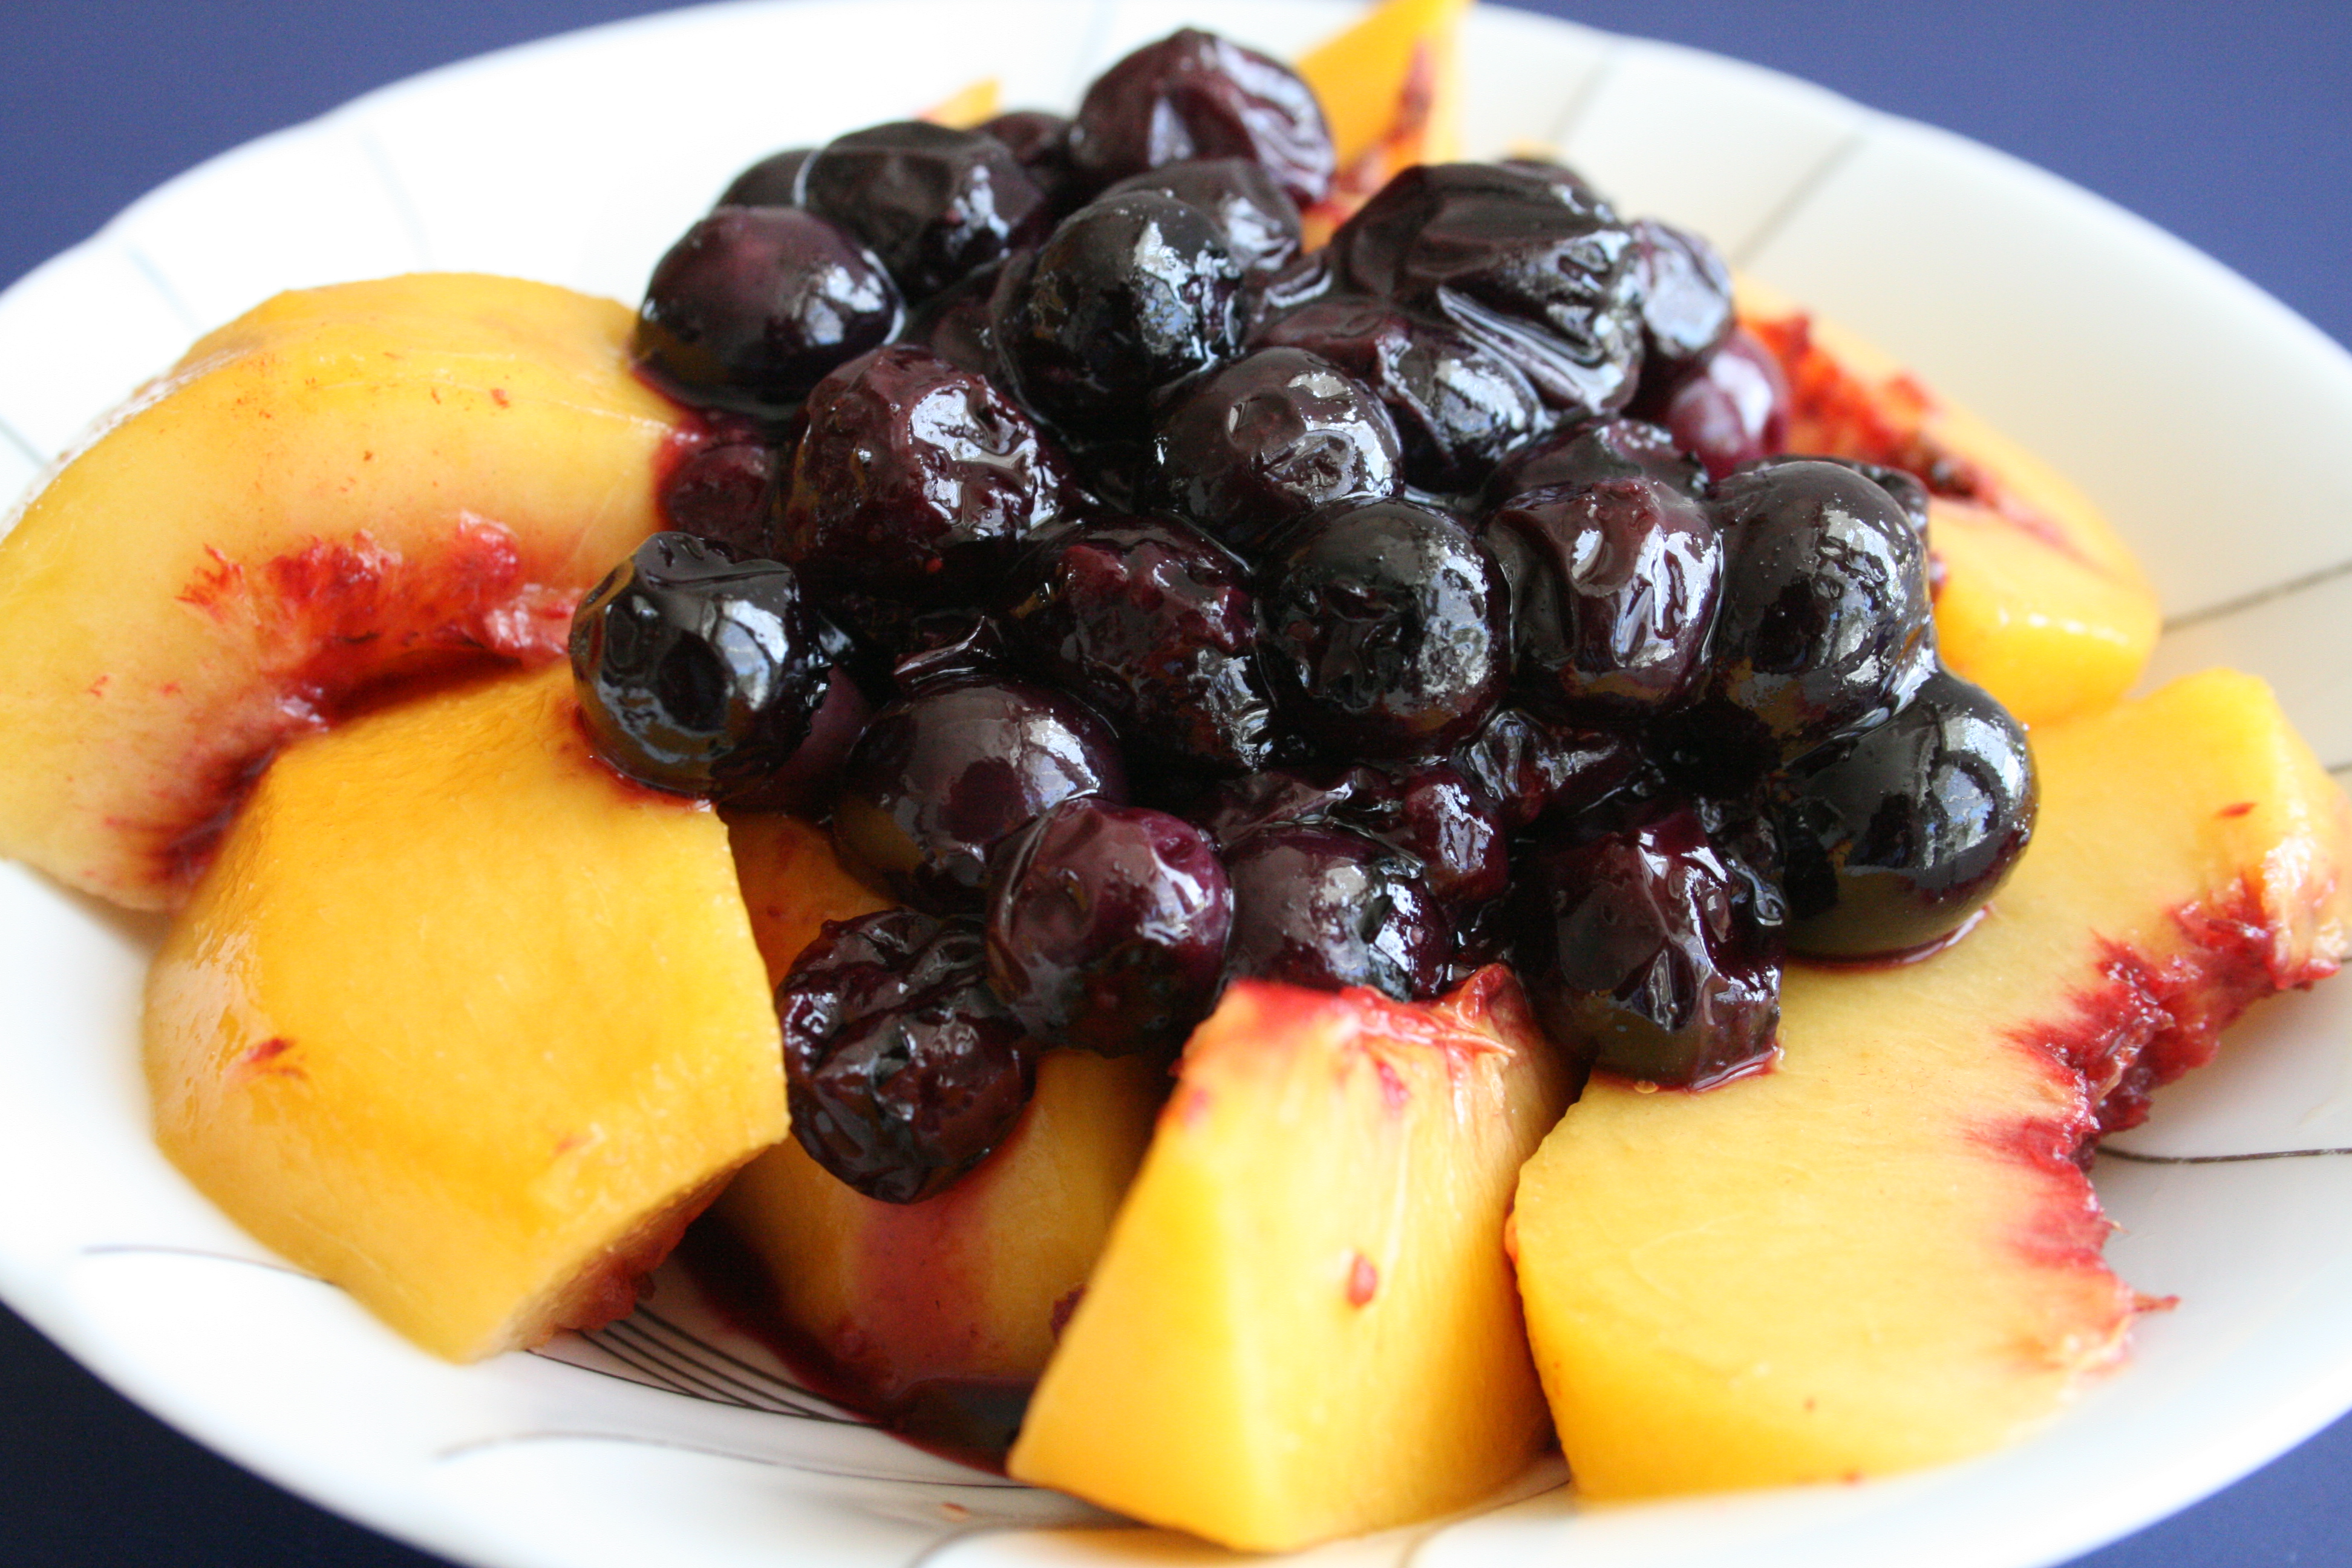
(1346, 1252, 1379, 1308)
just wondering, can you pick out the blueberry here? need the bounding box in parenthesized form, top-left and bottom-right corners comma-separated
(1068, 29, 1336, 208)
(832, 675, 1128, 913)
(1104, 157, 1304, 280)
(634, 207, 901, 418)
(799, 121, 1048, 301)
(1223, 822, 1446, 1000)
(1256, 499, 1509, 758)
(569, 532, 832, 804)
(985, 799, 1232, 1057)
(779, 909, 1034, 1203)
(1769, 668, 2036, 958)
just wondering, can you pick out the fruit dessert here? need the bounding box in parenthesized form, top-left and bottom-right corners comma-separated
(0, 0, 2342, 1555)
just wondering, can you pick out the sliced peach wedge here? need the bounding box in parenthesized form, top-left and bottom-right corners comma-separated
(1010, 967, 1573, 1552)
(145, 662, 783, 1362)
(0, 272, 685, 909)
(1513, 668, 2352, 1499)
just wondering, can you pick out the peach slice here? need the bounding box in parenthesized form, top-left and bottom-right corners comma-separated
(145, 662, 783, 1362)
(1009, 967, 1573, 1551)
(0, 272, 683, 910)
(716, 1048, 1164, 1403)
(725, 811, 893, 988)
(1296, 0, 1469, 242)
(1738, 278, 2161, 726)
(1513, 668, 2352, 1498)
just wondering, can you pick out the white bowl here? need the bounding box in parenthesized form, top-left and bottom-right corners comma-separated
(4, 4, 2352, 1567)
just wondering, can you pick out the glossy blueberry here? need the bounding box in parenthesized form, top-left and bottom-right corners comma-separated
(1485, 416, 1703, 509)
(1149, 347, 1403, 554)
(1769, 668, 2036, 958)
(832, 675, 1128, 913)
(1451, 705, 1651, 831)
(1068, 28, 1336, 207)
(1330, 162, 1644, 422)
(985, 799, 1232, 1057)
(1256, 293, 1547, 492)
(1001, 515, 1278, 771)
(569, 532, 832, 803)
(778, 345, 1067, 607)
(1257, 500, 1508, 758)
(991, 191, 1245, 440)
(1651, 327, 1791, 482)
(1104, 157, 1304, 280)
(1667, 459, 1936, 786)
(1514, 806, 1782, 1087)
(800, 122, 1048, 301)
(634, 206, 901, 418)
(1740, 452, 1930, 538)
(1629, 217, 1735, 382)
(716, 146, 814, 208)
(1195, 760, 1508, 912)
(779, 909, 1034, 1204)
(658, 417, 783, 560)
(1485, 475, 1723, 716)
(1222, 822, 1446, 999)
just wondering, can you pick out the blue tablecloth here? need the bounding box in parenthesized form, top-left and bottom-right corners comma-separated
(1, 4, 2344, 1566)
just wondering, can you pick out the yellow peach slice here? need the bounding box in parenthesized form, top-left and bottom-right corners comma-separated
(1296, 0, 1469, 241)
(145, 662, 783, 1362)
(1514, 668, 2352, 1498)
(1010, 967, 1572, 1551)
(726, 811, 893, 988)
(0, 273, 683, 909)
(1737, 276, 2161, 725)
(717, 1048, 1164, 1402)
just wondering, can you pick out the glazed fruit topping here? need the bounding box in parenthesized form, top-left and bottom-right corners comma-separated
(1221, 820, 1445, 999)
(1148, 347, 1403, 554)
(570, 532, 834, 803)
(570, 23, 2055, 1181)
(1256, 498, 1509, 758)
(799, 122, 1048, 302)
(1769, 667, 2036, 958)
(779, 908, 1034, 1203)
(1068, 28, 1336, 208)
(779, 344, 1067, 607)
(991, 190, 1246, 440)
(1000, 515, 1278, 772)
(635, 206, 902, 418)
(1513, 806, 1783, 1088)
(985, 797, 1233, 1057)
(831, 674, 1128, 913)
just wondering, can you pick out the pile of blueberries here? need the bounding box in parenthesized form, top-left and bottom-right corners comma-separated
(570, 29, 2038, 1204)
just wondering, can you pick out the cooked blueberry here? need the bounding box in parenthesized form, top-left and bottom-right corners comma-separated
(1485, 475, 1723, 716)
(1769, 668, 2036, 958)
(1451, 705, 1652, 831)
(1223, 822, 1446, 999)
(1630, 217, 1735, 381)
(799, 122, 1048, 301)
(1104, 157, 1304, 279)
(778, 909, 1034, 1203)
(1001, 516, 1278, 771)
(985, 799, 1232, 1056)
(1514, 806, 1782, 1086)
(778, 345, 1067, 607)
(1257, 500, 1508, 757)
(902, 271, 999, 376)
(1485, 416, 1703, 509)
(658, 418, 782, 560)
(570, 532, 832, 803)
(1740, 452, 1930, 538)
(635, 206, 901, 418)
(980, 109, 1074, 173)
(1668, 459, 1936, 786)
(991, 192, 1245, 440)
(1068, 29, 1336, 207)
(1149, 347, 1403, 554)
(832, 675, 1128, 912)
(1330, 162, 1644, 422)
(1650, 327, 1791, 482)
(1194, 760, 1507, 912)
(1256, 294, 1547, 492)
(717, 147, 813, 208)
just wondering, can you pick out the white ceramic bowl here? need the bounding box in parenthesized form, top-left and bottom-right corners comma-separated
(5, 4, 2352, 1567)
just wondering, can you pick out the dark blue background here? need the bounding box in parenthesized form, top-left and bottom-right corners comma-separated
(2, 4, 2346, 1566)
